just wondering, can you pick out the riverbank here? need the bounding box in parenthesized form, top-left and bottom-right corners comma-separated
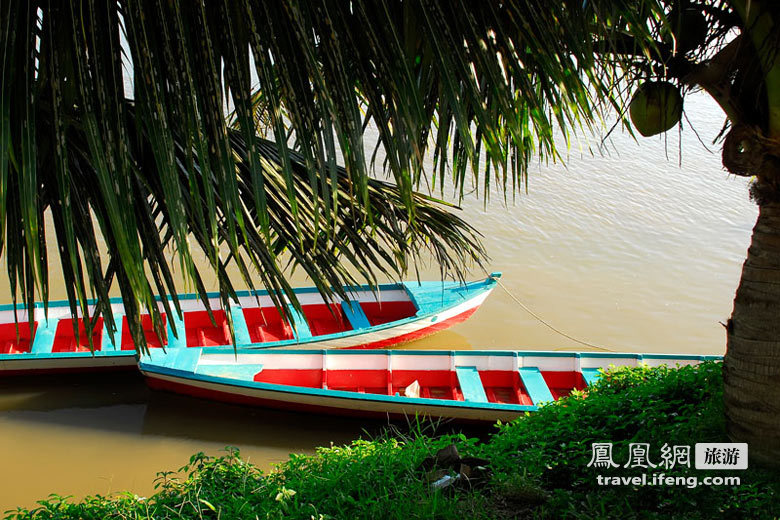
(6, 361, 778, 519)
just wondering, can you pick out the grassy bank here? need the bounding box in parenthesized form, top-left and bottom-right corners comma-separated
(7, 361, 779, 519)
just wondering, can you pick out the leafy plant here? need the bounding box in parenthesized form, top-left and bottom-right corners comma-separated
(8, 362, 780, 519)
(0, 0, 680, 350)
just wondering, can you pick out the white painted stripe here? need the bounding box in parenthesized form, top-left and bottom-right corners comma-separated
(0, 355, 135, 372)
(0, 309, 33, 323)
(577, 356, 641, 370)
(391, 354, 451, 371)
(235, 289, 411, 310)
(197, 350, 708, 375)
(453, 353, 516, 371)
(324, 354, 387, 370)
(31, 303, 126, 322)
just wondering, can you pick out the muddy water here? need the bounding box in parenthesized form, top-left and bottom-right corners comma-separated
(0, 93, 757, 511)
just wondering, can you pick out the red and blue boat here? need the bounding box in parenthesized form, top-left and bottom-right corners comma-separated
(0, 275, 500, 375)
(138, 348, 721, 422)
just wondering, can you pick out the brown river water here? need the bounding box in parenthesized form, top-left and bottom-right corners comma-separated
(0, 93, 757, 511)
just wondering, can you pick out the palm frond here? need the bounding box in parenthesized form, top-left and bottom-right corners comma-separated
(3, 0, 767, 349)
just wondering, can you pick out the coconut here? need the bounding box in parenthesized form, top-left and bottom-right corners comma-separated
(629, 81, 683, 137)
(665, 8, 708, 55)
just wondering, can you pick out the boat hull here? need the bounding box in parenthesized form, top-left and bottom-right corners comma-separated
(0, 353, 136, 376)
(0, 276, 498, 375)
(139, 348, 722, 423)
(145, 372, 522, 422)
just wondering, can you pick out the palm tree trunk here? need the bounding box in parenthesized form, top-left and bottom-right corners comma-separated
(724, 199, 780, 466)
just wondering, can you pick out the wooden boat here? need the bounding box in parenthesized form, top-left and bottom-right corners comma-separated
(138, 348, 721, 422)
(0, 274, 500, 375)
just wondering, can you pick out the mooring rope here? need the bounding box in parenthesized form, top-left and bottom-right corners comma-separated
(487, 273, 616, 352)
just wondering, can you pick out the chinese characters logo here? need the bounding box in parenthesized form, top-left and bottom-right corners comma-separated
(586, 442, 747, 470)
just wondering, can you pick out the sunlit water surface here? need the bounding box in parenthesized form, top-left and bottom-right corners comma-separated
(0, 94, 757, 511)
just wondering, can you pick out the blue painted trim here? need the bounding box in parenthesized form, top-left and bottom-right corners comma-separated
(167, 311, 187, 348)
(340, 300, 370, 330)
(0, 350, 133, 361)
(196, 363, 264, 381)
(30, 317, 58, 354)
(101, 314, 123, 351)
(518, 367, 555, 405)
(456, 366, 489, 403)
(581, 368, 602, 386)
(196, 346, 725, 362)
(1, 348, 721, 365)
(402, 276, 497, 315)
(229, 305, 251, 345)
(286, 304, 312, 340)
(141, 346, 200, 370)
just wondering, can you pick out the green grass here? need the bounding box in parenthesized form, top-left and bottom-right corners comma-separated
(6, 361, 779, 519)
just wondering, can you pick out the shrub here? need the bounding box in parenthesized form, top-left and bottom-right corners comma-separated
(7, 361, 779, 520)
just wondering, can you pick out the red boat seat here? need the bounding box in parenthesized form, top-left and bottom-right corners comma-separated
(184, 310, 231, 347)
(243, 307, 295, 343)
(327, 369, 388, 394)
(359, 301, 417, 326)
(541, 371, 587, 400)
(391, 370, 462, 401)
(480, 370, 533, 405)
(120, 314, 168, 350)
(301, 304, 351, 336)
(51, 318, 103, 352)
(253, 368, 322, 388)
(0, 322, 36, 354)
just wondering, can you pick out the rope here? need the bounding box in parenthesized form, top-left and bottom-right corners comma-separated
(488, 274, 615, 352)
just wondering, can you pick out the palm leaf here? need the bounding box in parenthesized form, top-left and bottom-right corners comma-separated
(2, 0, 756, 350)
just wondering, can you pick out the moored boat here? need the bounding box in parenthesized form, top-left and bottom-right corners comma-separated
(138, 348, 721, 422)
(0, 275, 500, 375)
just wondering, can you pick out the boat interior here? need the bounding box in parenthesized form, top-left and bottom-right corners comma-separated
(0, 287, 420, 353)
(252, 366, 586, 404)
(0, 322, 36, 354)
(199, 352, 589, 405)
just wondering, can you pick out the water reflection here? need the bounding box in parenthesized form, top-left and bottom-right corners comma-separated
(141, 389, 374, 447)
(0, 92, 759, 510)
(0, 371, 490, 511)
